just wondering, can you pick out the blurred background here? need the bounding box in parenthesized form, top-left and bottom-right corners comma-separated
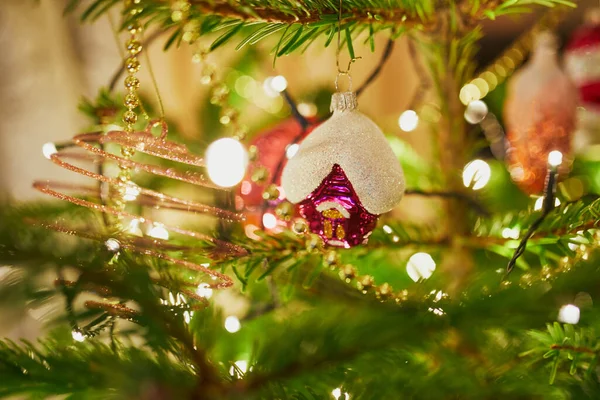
(0, 0, 595, 338)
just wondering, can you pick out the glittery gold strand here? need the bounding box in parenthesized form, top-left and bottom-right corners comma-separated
(33, 181, 247, 259)
(33, 220, 237, 289)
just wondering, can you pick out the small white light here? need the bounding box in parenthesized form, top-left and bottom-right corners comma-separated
(398, 110, 419, 132)
(534, 196, 561, 211)
(406, 252, 436, 282)
(225, 316, 241, 333)
(230, 360, 248, 376)
(147, 223, 169, 240)
(464, 100, 488, 124)
(42, 142, 57, 159)
(123, 183, 141, 201)
(196, 283, 213, 299)
(72, 330, 86, 342)
(286, 143, 300, 159)
(501, 227, 520, 240)
(127, 218, 143, 236)
(205, 138, 248, 188)
(558, 304, 580, 324)
(298, 102, 317, 117)
(331, 388, 349, 400)
(382, 225, 393, 234)
(270, 75, 287, 92)
(548, 150, 563, 167)
(262, 213, 278, 229)
(462, 159, 491, 190)
(104, 238, 121, 252)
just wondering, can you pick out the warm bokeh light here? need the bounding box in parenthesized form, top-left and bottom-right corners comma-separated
(464, 100, 488, 124)
(206, 138, 248, 187)
(548, 150, 563, 167)
(501, 227, 520, 240)
(459, 83, 481, 105)
(462, 159, 491, 190)
(72, 330, 86, 342)
(398, 110, 419, 132)
(558, 304, 580, 324)
(406, 252, 436, 282)
(104, 238, 120, 252)
(42, 142, 57, 159)
(225, 316, 241, 333)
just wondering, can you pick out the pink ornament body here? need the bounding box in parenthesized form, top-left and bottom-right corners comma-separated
(504, 32, 577, 194)
(298, 164, 378, 247)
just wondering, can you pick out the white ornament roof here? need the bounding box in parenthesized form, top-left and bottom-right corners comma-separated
(281, 107, 405, 215)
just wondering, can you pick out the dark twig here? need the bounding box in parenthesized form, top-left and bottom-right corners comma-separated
(505, 167, 558, 278)
(404, 189, 489, 217)
(282, 90, 309, 129)
(356, 38, 395, 97)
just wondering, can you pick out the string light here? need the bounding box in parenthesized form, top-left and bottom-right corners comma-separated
(123, 183, 141, 201)
(548, 150, 563, 167)
(398, 110, 419, 132)
(462, 159, 491, 190)
(205, 138, 248, 187)
(42, 142, 57, 159)
(224, 316, 241, 333)
(406, 252, 436, 282)
(297, 102, 317, 117)
(558, 304, 580, 324)
(71, 330, 86, 342)
(126, 218, 143, 236)
(263, 75, 287, 97)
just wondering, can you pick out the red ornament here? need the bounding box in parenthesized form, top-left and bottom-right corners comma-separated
(565, 9, 600, 151)
(237, 118, 316, 230)
(504, 32, 577, 194)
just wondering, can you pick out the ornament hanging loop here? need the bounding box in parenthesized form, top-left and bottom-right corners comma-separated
(335, 0, 360, 93)
(335, 72, 353, 92)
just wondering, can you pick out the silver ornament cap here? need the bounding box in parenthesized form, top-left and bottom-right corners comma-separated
(282, 92, 405, 215)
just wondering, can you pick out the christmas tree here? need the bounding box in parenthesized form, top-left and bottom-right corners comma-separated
(5, 0, 600, 398)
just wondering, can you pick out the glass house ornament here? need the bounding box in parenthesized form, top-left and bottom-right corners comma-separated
(281, 91, 405, 247)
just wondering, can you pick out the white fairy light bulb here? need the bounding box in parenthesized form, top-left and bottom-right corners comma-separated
(501, 227, 520, 240)
(548, 150, 563, 167)
(406, 252, 436, 282)
(398, 110, 419, 132)
(462, 159, 491, 190)
(534, 196, 561, 211)
(464, 100, 488, 124)
(147, 223, 169, 240)
(195, 283, 213, 299)
(205, 138, 248, 188)
(224, 316, 241, 333)
(127, 218, 143, 236)
(71, 330, 86, 342)
(558, 304, 580, 324)
(42, 142, 57, 159)
(263, 75, 287, 97)
(104, 238, 121, 252)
